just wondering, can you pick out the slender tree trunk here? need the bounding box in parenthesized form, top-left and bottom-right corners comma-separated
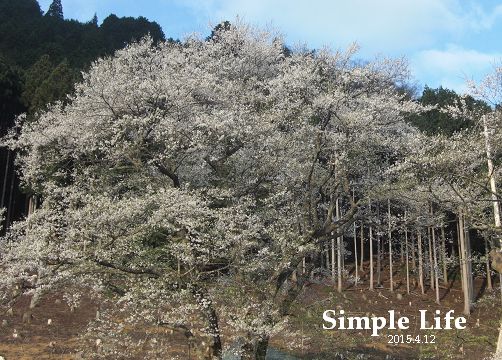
(369, 223, 374, 291)
(354, 220, 358, 287)
(458, 212, 472, 315)
(411, 233, 416, 271)
(400, 219, 404, 263)
(0, 150, 10, 233)
(451, 226, 457, 259)
(485, 237, 493, 291)
(376, 231, 381, 287)
(336, 198, 342, 292)
(456, 220, 461, 265)
(405, 225, 410, 294)
(1, 150, 10, 208)
(417, 229, 424, 295)
(360, 222, 364, 272)
(428, 227, 434, 290)
(432, 227, 440, 304)
(331, 236, 335, 282)
(376, 204, 381, 287)
(388, 199, 393, 292)
(465, 225, 474, 306)
(28, 196, 32, 216)
(441, 226, 448, 286)
(5, 163, 16, 229)
(325, 242, 329, 271)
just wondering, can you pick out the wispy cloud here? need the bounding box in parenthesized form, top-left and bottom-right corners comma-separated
(412, 44, 502, 93)
(176, 0, 502, 92)
(464, 3, 502, 30)
(174, 0, 485, 53)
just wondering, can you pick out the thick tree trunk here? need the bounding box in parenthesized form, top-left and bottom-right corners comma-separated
(255, 337, 269, 360)
(241, 336, 269, 360)
(499, 273, 502, 357)
(192, 288, 222, 359)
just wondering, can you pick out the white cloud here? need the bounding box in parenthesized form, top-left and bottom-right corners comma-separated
(175, 0, 475, 54)
(412, 45, 502, 93)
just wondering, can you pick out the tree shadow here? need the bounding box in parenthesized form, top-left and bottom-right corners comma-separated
(440, 269, 458, 301)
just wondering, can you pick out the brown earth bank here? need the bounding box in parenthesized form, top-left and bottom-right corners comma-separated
(0, 261, 500, 359)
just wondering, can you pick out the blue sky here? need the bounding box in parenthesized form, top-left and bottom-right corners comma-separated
(39, 0, 502, 94)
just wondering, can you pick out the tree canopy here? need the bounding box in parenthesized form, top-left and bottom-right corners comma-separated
(0, 24, 425, 359)
(45, 0, 63, 19)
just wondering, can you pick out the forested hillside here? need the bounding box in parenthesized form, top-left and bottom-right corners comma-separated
(0, 0, 165, 231)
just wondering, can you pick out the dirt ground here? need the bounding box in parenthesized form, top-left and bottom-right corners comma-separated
(0, 261, 500, 359)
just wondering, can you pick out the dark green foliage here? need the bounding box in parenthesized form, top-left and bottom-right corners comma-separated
(206, 21, 232, 41)
(0, 0, 165, 69)
(45, 0, 63, 19)
(408, 86, 490, 136)
(23, 57, 78, 112)
(0, 0, 168, 228)
(21, 55, 53, 110)
(0, 0, 42, 22)
(0, 0, 166, 111)
(0, 58, 25, 132)
(0, 58, 26, 230)
(100, 14, 165, 53)
(90, 13, 98, 27)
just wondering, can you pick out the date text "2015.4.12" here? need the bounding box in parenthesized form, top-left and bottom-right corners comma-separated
(388, 334, 436, 344)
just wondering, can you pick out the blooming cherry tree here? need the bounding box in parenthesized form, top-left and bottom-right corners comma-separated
(1, 23, 423, 359)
